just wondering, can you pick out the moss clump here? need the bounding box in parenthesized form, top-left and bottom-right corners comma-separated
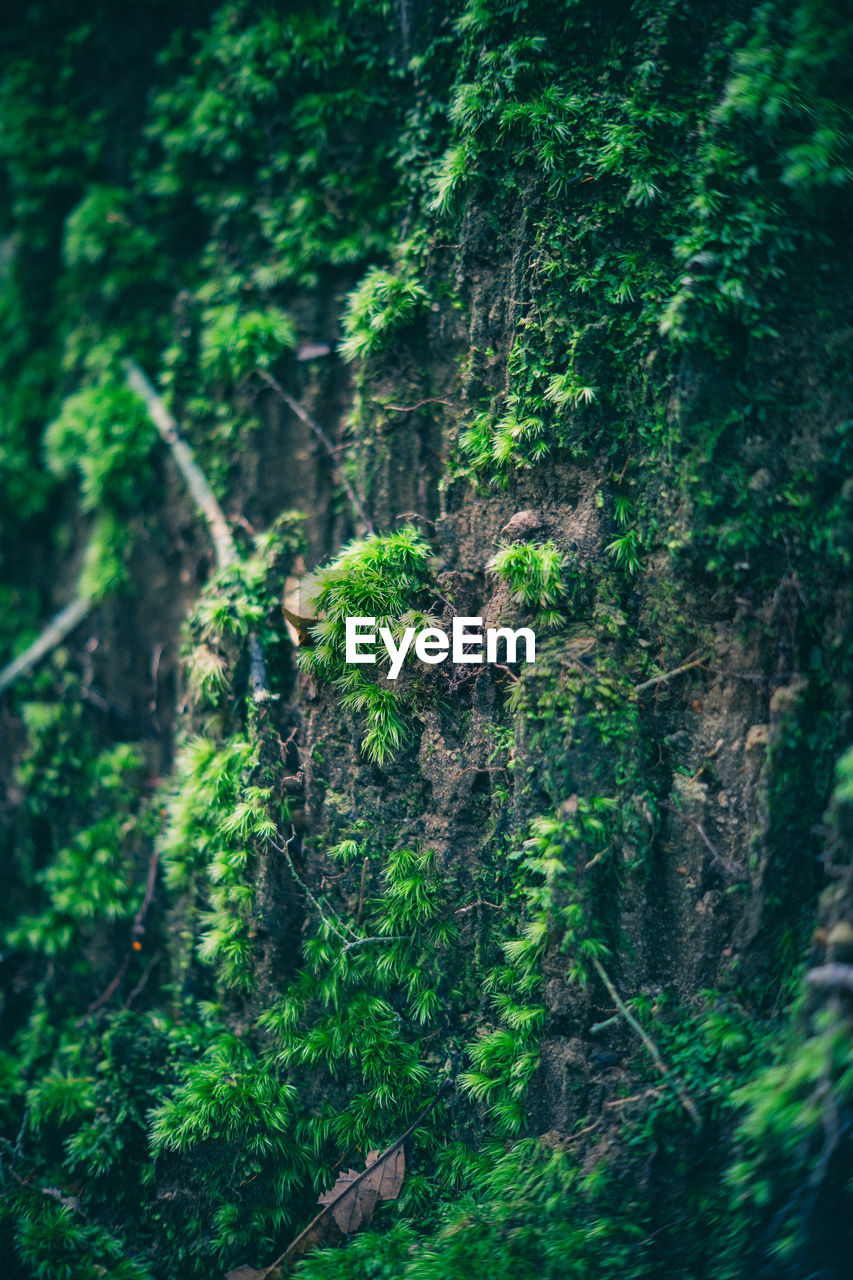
(339, 268, 430, 363)
(301, 528, 436, 764)
(489, 540, 566, 610)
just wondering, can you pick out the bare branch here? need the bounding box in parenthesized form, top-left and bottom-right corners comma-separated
(454, 899, 502, 915)
(383, 397, 453, 413)
(78, 954, 132, 1024)
(339, 934, 410, 955)
(256, 1084, 451, 1280)
(125, 952, 160, 1008)
(124, 359, 271, 701)
(0, 594, 91, 695)
(582, 846, 611, 871)
(78, 847, 161, 1024)
(603, 1087, 664, 1108)
(272, 827, 358, 943)
(662, 802, 747, 880)
(634, 653, 708, 695)
(254, 368, 374, 533)
(124, 359, 237, 571)
(591, 956, 702, 1130)
(355, 855, 369, 927)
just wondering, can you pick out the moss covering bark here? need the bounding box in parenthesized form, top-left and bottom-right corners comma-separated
(1, 2, 851, 1277)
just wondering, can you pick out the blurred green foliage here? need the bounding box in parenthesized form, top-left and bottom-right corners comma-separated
(0, 2, 851, 1279)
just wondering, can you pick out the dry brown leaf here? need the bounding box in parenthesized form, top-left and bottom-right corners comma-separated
(282, 574, 320, 647)
(317, 1144, 405, 1237)
(264, 1139, 405, 1277)
(227, 1087, 447, 1280)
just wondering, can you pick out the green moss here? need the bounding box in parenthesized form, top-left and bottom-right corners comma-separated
(339, 268, 430, 363)
(198, 303, 296, 384)
(1, 3, 852, 1278)
(44, 379, 155, 512)
(489, 540, 566, 610)
(159, 735, 281, 992)
(300, 528, 436, 764)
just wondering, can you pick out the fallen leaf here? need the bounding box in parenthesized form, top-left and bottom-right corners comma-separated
(265, 1140, 406, 1276)
(227, 1086, 447, 1280)
(282, 573, 320, 647)
(318, 1144, 405, 1236)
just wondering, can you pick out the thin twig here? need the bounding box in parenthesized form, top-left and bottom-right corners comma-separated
(662, 802, 747, 880)
(395, 512, 438, 526)
(273, 827, 357, 943)
(78, 847, 161, 1024)
(383, 397, 453, 413)
(634, 653, 707, 695)
(454, 899, 502, 915)
(562, 1119, 602, 1144)
(603, 1087, 664, 1108)
(616, 437, 634, 485)
(0, 594, 92, 695)
(14, 1108, 29, 1159)
(231, 512, 257, 537)
(427, 590, 457, 615)
(591, 957, 702, 1130)
(255, 368, 374, 532)
(79, 955, 132, 1023)
(124, 360, 237, 570)
(133, 847, 160, 940)
(339, 934, 410, 956)
(278, 727, 299, 769)
(589, 1015, 620, 1033)
(258, 1083, 452, 1280)
(80, 686, 115, 714)
(125, 952, 160, 1008)
(125, 359, 271, 701)
(689, 737, 724, 783)
(320, 870, 348, 887)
